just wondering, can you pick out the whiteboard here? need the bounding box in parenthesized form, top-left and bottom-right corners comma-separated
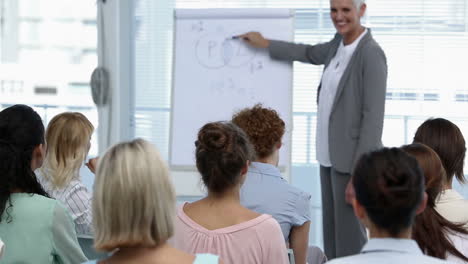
(171, 9, 294, 168)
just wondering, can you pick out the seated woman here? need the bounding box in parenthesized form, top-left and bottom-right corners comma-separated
(84, 138, 220, 264)
(37, 112, 94, 236)
(0, 104, 87, 263)
(414, 118, 468, 228)
(231, 104, 314, 264)
(328, 147, 449, 264)
(402, 143, 468, 263)
(172, 122, 289, 264)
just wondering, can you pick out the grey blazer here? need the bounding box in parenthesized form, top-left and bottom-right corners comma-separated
(269, 30, 387, 173)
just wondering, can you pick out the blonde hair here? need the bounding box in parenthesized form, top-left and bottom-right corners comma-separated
(41, 112, 94, 188)
(93, 138, 176, 251)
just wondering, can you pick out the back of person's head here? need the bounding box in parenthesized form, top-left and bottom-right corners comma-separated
(401, 144, 444, 207)
(413, 118, 466, 184)
(93, 138, 175, 251)
(402, 143, 468, 261)
(232, 104, 285, 160)
(42, 112, 94, 189)
(195, 121, 254, 194)
(352, 147, 424, 237)
(0, 104, 49, 222)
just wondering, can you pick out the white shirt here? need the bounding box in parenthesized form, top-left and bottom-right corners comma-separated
(436, 189, 468, 230)
(327, 238, 454, 264)
(316, 29, 368, 167)
(37, 168, 93, 236)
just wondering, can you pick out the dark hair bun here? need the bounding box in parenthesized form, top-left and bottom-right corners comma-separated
(353, 147, 424, 236)
(374, 158, 418, 208)
(195, 122, 254, 194)
(196, 123, 229, 152)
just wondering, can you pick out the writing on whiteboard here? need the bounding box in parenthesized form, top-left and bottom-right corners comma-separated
(209, 77, 256, 100)
(193, 24, 263, 72)
(171, 9, 294, 167)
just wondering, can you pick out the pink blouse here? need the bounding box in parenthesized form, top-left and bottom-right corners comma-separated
(172, 203, 289, 264)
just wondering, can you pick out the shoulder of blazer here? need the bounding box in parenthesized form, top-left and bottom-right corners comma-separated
(356, 29, 387, 63)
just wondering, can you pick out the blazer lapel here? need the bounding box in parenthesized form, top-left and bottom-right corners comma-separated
(330, 30, 372, 113)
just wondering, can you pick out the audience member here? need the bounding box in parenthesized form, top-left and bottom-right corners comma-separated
(402, 143, 468, 263)
(0, 104, 87, 263)
(232, 104, 318, 264)
(38, 112, 94, 236)
(171, 122, 289, 264)
(414, 118, 468, 228)
(328, 147, 450, 264)
(83, 138, 220, 264)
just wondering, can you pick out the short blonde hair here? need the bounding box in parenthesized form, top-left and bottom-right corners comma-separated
(41, 112, 94, 188)
(93, 138, 176, 251)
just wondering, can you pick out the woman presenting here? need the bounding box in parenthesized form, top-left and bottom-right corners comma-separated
(240, 0, 387, 259)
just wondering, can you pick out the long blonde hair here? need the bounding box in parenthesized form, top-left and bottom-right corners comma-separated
(93, 139, 175, 251)
(41, 112, 94, 188)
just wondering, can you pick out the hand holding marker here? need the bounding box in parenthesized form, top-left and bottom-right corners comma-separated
(232, 32, 271, 49)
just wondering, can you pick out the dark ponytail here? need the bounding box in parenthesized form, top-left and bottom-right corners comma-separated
(402, 143, 468, 261)
(0, 105, 49, 223)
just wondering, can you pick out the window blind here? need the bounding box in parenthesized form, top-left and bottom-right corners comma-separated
(0, 0, 99, 156)
(133, 0, 468, 163)
(133, 0, 468, 247)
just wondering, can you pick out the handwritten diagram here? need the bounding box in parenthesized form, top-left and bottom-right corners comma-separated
(195, 32, 258, 69)
(209, 77, 256, 101)
(172, 9, 294, 167)
(188, 23, 264, 100)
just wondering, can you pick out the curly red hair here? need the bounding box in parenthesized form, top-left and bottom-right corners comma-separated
(232, 104, 285, 159)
